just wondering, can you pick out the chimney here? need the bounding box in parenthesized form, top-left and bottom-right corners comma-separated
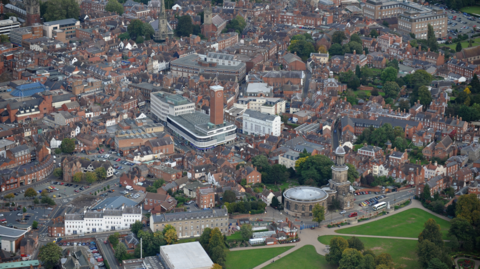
(353, 50, 356, 55)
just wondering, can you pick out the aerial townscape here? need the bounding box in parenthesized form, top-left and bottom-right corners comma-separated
(0, 0, 480, 268)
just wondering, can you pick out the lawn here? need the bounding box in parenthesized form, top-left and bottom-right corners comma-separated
(225, 246, 294, 269)
(262, 245, 335, 269)
(266, 181, 299, 192)
(445, 38, 480, 50)
(354, 90, 385, 98)
(461, 6, 480, 15)
(335, 208, 451, 239)
(227, 231, 244, 241)
(318, 235, 420, 269)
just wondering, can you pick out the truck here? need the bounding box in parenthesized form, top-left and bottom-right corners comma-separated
(291, 117, 298, 123)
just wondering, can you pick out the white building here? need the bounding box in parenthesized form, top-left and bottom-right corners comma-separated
(64, 206, 141, 235)
(279, 150, 300, 170)
(0, 18, 20, 37)
(234, 97, 286, 115)
(150, 91, 195, 122)
(243, 109, 281, 136)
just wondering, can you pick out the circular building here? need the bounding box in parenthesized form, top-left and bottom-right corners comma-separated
(283, 186, 329, 217)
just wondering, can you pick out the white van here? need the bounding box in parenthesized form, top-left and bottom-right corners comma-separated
(126, 185, 133, 191)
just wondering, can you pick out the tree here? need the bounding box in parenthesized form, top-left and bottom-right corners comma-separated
(119, 32, 130, 40)
(410, 70, 433, 91)
(223, 190, 236, 203)
(61, 138, 75, 153)
(4, 193, 14, 200)
(209, 228, 227, 266)
(54, 148, 61, 154)
(382, 20, 389, 27)
(456, 41, 463, 52)
(271, 196, 280, 208)
(383, 82, 400, 98)
(296, 155, 334, 186)
(380, 67, 398, 83)
(318, 45, 328, 53)
(455, 193, 480, 225)
(32, 220, 38, 229)
(386, 59, 399, 70)
(326, 237, 349, 265)
(375, 253, 394, 268)
(370, 29, 378, 38)
(329, 43, 344, 56)
(399, 100, 410, 112)
(355, 65, 361, 78)
(34, 198, 39, 204)
(417, 240, 442, 268)
(358, 253, 375, 269)
(105, 0, 123, 14)
(53, 168, 63, 178)
(211, 264, 222, 269)
(422, 183, 431, 201)
(419, 219, 444, 247)
(84, 172, 97, 184)
(114, 243, 127, 261)
(128, 19, 145, 40)
(72, 172, 83, 182)
(339, 248, 364, 269)
(417, 86, 432, 109)
(24, 187, 37, 198)
(95, 167, 107, 181)
(427, 258, 449, 269)
(38, 242, 63, 268)
(240, 224, 253, 240)
(348, 237, 364, 251)
(199, 227, 212, 250)
(350, 33, 362, 44)
(349, 42, 363, 55)
(470, 74, 480, 94)
(288, 36, 316, 61)
(312, 204, 325, 224)
(41, 196, 56, 205)
(347, 164, 359, 183)
(332, 31, 347, 44)
(427, 24, 438, 51)
(448, 217, 475, 250)
(163, 224, 177, 244)
(22, 207, 26, 213)
(131, 221, 143, 235)
(109, 232, 120, 247)
(176, 15, 193, 37)
(223, 15, 246, 34)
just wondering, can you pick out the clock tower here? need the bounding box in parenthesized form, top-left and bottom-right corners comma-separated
(209, 85, 224, 125)
(25, 0, 41, 26)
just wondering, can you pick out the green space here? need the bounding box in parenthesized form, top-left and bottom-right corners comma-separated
(445, 38, 480, 50)
(265, 181, 299, 192)
(227, 231, 244, 241)
(225, 246, 294, 269)
(461, 6, 480, 15)
(354, 90, 385, 98)
(262, 245, 335, 269)
(177, 238, 197, 243)
(335, 208, 451, 239)
(318, 235, 420, 268)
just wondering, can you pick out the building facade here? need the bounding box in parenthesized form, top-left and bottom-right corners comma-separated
(150, 92, 195, 122)
(243, 109, 281, 137)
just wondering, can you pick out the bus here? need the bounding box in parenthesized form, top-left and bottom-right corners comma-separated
(372, 202, 387, 211)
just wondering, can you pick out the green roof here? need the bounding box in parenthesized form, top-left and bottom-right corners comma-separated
(0, 260, 40, 269)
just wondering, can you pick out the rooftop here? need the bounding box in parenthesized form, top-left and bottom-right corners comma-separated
(160, 242, 213, 269)
(283, 186, 328, 202)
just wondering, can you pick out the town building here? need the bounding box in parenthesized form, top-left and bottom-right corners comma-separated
(279, 150, 300, 170)
(150, 92, 195, 122)
(43, 19, 80, 40)
(242, 109, 281, 136)
(0, 18, 20, 37)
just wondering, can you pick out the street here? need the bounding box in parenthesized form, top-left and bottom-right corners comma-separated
(97, 237, 120, 269)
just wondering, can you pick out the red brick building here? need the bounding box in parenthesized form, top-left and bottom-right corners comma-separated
(196, 187, 215, 209)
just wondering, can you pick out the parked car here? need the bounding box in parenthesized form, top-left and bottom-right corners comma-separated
(348, 212, 358, 217)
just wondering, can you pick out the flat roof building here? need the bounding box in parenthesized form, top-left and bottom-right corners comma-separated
(150, 91, 195, 122)
(160, 242, 213, 269)
(0, 18, 21, 37)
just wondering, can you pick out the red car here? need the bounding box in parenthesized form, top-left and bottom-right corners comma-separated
(96, 258, 103, 262)
(92, 250, 99, 253)
(74, 190, 79, 193)
(60, 182, 64, 185)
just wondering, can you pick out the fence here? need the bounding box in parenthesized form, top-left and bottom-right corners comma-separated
(299, 223, 319, 230)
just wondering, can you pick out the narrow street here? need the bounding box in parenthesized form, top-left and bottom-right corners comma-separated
(98, 237, 120, 269)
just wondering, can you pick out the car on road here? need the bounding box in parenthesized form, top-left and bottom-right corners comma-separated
(97, 263, 104, 267)
(75, 189, 79, 193)
(17, 213, 23, 216)
(96, 258, 103, 262)
(349, 212, 358, 217)
(53, 195, 56, 198)
(47, 207, 53, 210)
(340, 210, 346, 214)
(92, 250, 99, 253)
(104, 240, 108, 244)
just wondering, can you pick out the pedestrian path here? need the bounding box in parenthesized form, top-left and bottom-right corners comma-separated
(229, 200, 448, 269)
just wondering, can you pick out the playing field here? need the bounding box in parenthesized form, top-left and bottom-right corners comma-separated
(225, 246, 294, 269)
(262, 245, 335, 269)
(445, 39, 480, 50)
(461, 6, 480, 15)
(318, 235, 420, 268)
(335, 208, 451, 239)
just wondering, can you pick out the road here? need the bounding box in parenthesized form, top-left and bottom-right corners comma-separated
(98, 237, 119, 269)
(303, 69, 311, 98)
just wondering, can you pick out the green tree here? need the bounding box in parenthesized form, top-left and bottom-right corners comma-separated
(349, 42, 363, 55)
(355, 65, 361, 78)
(370, 29, 378, 38)
(176, 15, 193, 37)
(0, 34, 9, 43)
(427, 24, 438, 51)
(41, 196, 56, 205)
(419, 219, 444, 247)
(32, 220, 38, 229)
(347, 164, 359, 183)
(128, 19, 145, 40)
(271, 196, 280, 208)
(326, 237, 349, 265)
(359, 254, 376, 269)
(417, 86, 432, 109)
(223, 16, 246, 34)
(84, 172, 97, 184)
(119, 32, 130, 40)
(350, 33, 362, 44)
(209, 228, 227, 266)
(470, 74, 480, 94)
(348, 236, 365, 251)
(456, 41, 463, 52)
(240, 224, 253, 240)
(329, 43, 344, 55)
(95, 167, 107, 181)
(43, 0, 65, 21)
(38, 242, 63, 268)
(34, 198, 39, 204)
(105, 0, 124, 15)
(455, 193, 480, 225)
(199, 227, 212, 250)
(448, 218, 474, 250)
(61, 138, 75, 153)
(410, 70, 433, 91)
(163, 224, 177, 244)
(380, 67, 398, 83)
(296, 154, 334, 186)
(54, 148, 61, 154)
(422, 184, 431, 201)
(109, 232, 120, 247)
(417, 240, 442, 268)
(375, 253, 394, 268)
(131, 220, 143, 235)
(386, 59, 399, 70)
(332, 31, 347, 44)
(288, 35, 316, 61)
(53, 168, 63, 178)
(383, 81, 400, 98)
(72, 172, 83, 183)
(427, 258, 449, 269)
(223, 190, 236, 203)
(339, 248, 364, 269)
(24, 187, 37, 198)
(312, 204, 325, 224)
(114, 243, 127, 261)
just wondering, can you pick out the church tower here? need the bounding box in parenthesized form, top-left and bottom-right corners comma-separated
(154, 0, 173, 42)
(329, 145, 354, 210)
(202, 3, 213, 36)
(25, 0, 41, 26)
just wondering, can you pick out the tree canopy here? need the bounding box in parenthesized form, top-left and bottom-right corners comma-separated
(332, 31, 347, 44)
(176, 15, 193, 37)
(380, 67, 398, 83)
(312, 204, 325, 224)
(326, 237, 349, 265)
(105, 0, 124, 15)
(128, 20, 154, 41)
(24, 187, 37, 198)
(288, 33, 315, 61)
(43, 0, 79, 22)
(240, 224, 253, 240)
(38, 242, 63, 268)
(295, 154, 334, 186)
(223, 16, 246, 34)
(61, 138, 75, 153)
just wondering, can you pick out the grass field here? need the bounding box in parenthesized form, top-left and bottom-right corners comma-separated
(461, 6, 480, 15)
(335, 208, 451, 239)
(445, 38, 480, 50)
(318, 235, 420, 268)
(225, 247, 294, 269)
(266, 181, 299, 192)
(227, 231, 244, 241)
(262, 245, 335, 269)
(354, 90, 386, 98)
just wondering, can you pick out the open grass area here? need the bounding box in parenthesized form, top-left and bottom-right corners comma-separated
(225, 246, 294, 269)
(461, 6, 480, 15)
(262, 245, 335, 269)
(227, 231, 244, 241)
(335, 208, 451, 239)
(177, 238, 197, 243)
(266, 181, 299, 192)
(318, 235, 420, 268)
(445, 38, 480, 50)
(354, 90, 385, 98)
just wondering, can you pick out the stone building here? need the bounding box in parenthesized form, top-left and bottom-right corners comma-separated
(327, 146, 354, 210)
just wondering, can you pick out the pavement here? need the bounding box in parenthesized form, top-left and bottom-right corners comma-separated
(231, 199, 448, 269)
(444, 10, 480, 39)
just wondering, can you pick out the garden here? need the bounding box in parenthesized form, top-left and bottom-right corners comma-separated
(456, 258, 476, 269)
(225, 246, 294, 269)
(335, 208, 451, 239)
